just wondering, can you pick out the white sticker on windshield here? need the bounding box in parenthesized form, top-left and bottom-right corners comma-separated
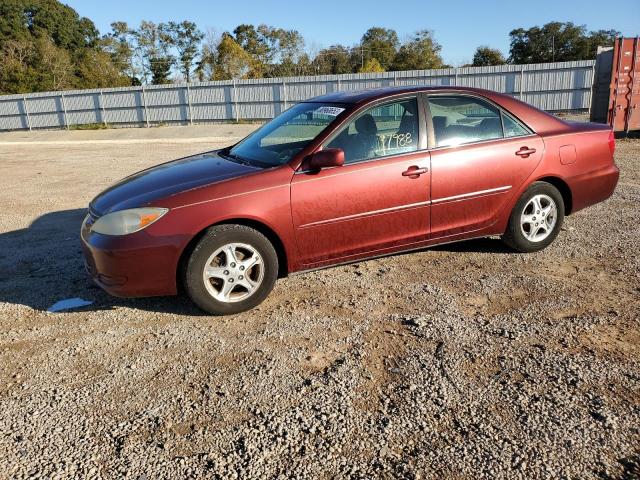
(315, 106, 345, 116)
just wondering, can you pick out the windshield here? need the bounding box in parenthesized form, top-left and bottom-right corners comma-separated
(226, 102, 347, 167)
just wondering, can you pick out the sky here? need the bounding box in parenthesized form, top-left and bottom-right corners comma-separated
(64, 0, 640, 66)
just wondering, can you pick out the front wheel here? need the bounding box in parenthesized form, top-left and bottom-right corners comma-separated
(502, 182, 565, 253)
(184, 224, 278, 315)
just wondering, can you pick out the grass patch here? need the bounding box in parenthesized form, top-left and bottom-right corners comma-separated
(69, 123, 109, 130)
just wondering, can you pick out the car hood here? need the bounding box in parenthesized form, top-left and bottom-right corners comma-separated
(90, 150, 261, 216)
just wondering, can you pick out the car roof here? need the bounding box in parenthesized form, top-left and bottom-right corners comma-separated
(303, 85, 570, 135)
(304, 85, 497, 105)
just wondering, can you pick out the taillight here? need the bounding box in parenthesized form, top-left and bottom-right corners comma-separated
(608, 130, 616, 156)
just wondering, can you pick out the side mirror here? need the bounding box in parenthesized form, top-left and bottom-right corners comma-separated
(306, 148, 345, 171)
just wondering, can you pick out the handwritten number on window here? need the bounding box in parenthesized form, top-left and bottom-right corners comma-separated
(377, 132, 413, 155)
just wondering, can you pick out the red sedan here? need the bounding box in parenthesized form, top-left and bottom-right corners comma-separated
(81, 86, 619, 315)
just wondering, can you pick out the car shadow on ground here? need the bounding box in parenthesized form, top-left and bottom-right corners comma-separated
(430, 236, 515, 254)
(0, 208, 204, 315)
(0, 209, 516, 314)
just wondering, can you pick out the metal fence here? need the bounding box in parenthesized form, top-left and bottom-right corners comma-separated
(0, 60, 596, 131)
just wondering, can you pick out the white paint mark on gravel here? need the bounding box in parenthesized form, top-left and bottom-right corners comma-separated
(47, 298, 93, 312)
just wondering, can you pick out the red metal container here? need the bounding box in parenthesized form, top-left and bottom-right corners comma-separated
(592, 37, 640, 133)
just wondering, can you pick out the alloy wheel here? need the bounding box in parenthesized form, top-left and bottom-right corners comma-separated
(520, 194, 557, 243)
(202, 242, 264, 303)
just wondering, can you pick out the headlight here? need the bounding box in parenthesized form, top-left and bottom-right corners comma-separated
(91, 208, 168, 236)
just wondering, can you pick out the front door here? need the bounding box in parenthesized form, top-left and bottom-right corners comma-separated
(291, 97, 431, 266)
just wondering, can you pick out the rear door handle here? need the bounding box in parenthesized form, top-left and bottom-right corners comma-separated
(515, 147, 536, 158)
(402, 166, 429, 177)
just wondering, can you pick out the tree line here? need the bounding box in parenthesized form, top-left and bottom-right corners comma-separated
(0, 0, 620, 95)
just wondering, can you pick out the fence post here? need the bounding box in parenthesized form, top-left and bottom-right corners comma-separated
(520, 67, 525, 98)
(454, 68, 458, 86)
(186, 83, 194, 125)
(22, 96, 32, 131)
(232, 78, 239, 122)
(99, 90, 108, 127)
(60, 93, 69, 130)
(337, 78, 341, 91)
(141, 85, 150, 127)
(588, 63, 596, 118)
(282, 81, 288, 111)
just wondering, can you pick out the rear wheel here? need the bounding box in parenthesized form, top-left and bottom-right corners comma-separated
(184, 225, 278, 315)
(502, 182, 565, 252)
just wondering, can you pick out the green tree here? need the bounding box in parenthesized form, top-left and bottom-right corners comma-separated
(0, 39, 38, 93)
(509, 22, 620, 63)
(231, 24, 306, 78)
(232, 24, 271, 77)
(103, 22, 140, 84)
(0, 0, 123, 94)
(135, 21, 174, 84)
(391, 30, 443, 71)
(313, 45, 353, 74)
(359, 58, 384, 73)
(360, 27, 399, 70)
(0, 0, 99, 51)
(195, 29, 219, 81)
(76, 47, 130, 88)
(34, 36, 73, 91)
(273, 28, 305, 63)
(214, 33, 254, 80)
(0, 1, 31, 44)
(167, 20, 204, 82)
(234, 24, 271, 63)
(472, 46, 507, 66)
(264, 28, 305, 77)
(269, 58, 297, 77)
(585, 29, 619, 55)
(293, 52, 313, 76)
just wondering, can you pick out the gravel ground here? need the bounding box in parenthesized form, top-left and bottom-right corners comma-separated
(0, 126, 638, 479)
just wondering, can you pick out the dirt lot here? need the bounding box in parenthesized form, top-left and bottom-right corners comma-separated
(0, 125, 638, 479)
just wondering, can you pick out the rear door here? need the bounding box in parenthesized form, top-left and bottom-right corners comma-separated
(291, 96, 431, 266)
(426, 94, 544, 238)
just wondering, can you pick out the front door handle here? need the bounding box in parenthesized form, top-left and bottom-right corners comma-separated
(402, 166, 429, 178)
(515, 147, 536, 158)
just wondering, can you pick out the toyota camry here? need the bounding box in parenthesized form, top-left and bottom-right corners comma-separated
(81, 86, 619, 315)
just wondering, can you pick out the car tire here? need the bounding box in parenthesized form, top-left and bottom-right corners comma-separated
(184, 224, 278, 315)
(502, 181, 565, 253)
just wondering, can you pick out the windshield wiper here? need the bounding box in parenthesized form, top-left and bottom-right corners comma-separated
(219, 150, 254, 167)
(221, 150, 274, 169)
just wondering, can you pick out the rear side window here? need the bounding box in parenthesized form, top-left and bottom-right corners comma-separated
(502, 113, 530, 138)
(428, 96, 503, 147)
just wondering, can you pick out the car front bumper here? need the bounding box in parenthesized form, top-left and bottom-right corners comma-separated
(80, 214, 184, 297)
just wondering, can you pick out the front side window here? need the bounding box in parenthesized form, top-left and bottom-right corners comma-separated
(227, 102, 346, 167)
(428, 96, 503, 147)
(326, 98, 419, 164)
